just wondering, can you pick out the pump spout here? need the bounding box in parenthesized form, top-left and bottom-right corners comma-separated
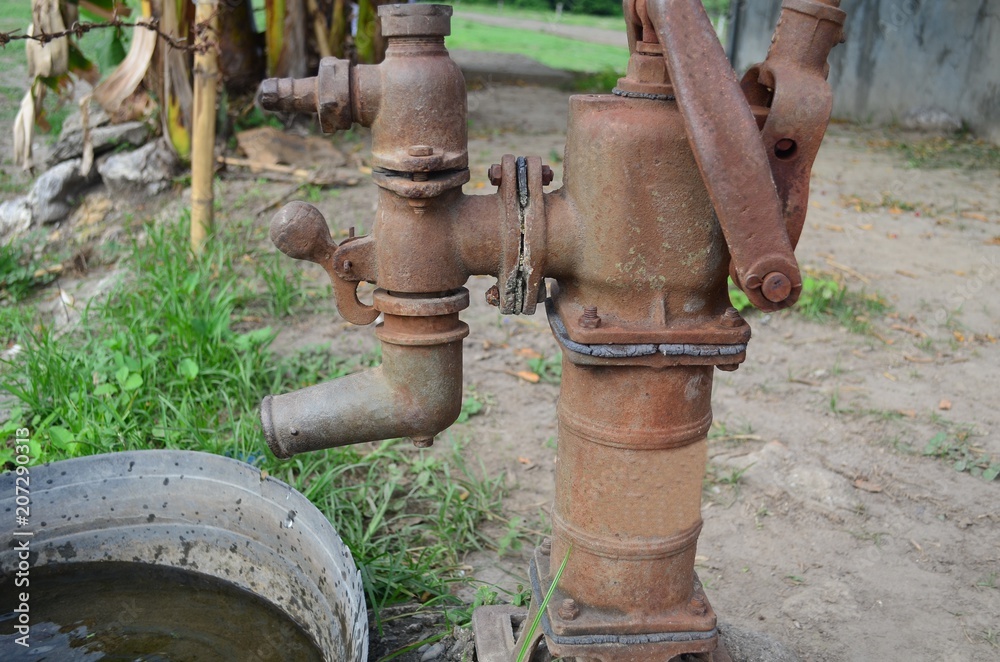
(260, 289, 470, 458)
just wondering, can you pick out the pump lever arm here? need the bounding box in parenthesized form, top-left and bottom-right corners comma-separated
(645, 0, 800, 312)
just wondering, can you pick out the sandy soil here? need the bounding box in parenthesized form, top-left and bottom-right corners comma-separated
(5, 78, 999, 661)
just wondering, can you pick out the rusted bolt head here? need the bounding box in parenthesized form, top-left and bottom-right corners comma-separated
(720, 307, 744, 328)
(541, 165, 554, 186)
(579, 306, 601, 329)
(689, 595, 708, 616)
(762, 271, 793, 303)
(408, 144, 434, 157)
(488, 164, 502, 186)
(558, 598, 579, 621)
(540, 538, 552, 555)
(485, 284, 500, 307)
(410, 436, 434, 448)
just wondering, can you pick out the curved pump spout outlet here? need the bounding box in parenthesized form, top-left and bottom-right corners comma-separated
(260, 290, 470, 458)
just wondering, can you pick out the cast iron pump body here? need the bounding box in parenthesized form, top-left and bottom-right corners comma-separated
(257, 2, 846, 660)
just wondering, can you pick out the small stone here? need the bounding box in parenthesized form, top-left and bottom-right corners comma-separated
(28, 158, 100, 225)
(419, 642, 446, 661)
(0, 197, 32, 242)
(97, 139, 179, 196)
(49, 120, 151, 165)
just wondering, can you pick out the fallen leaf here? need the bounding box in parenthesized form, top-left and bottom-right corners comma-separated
(517, 457, 533, 465)
(826, 224, 844, 232)
(961, 211, 989, 222)
(883, 372, 897, 382)
(889, 207, 903, 215)
(515, 370, 540, 383)
(859, 223, 874, 231)
(953, 331, 966, 343)
(853, 478, 883, 493)
(811, 200, 822, 208)
(985, 236, 1000, 246)
(938, 399, 952, 411)
(515, 347, 543, 360)
(897, 409, 917, 418)
(895, 269, 918, 278)
(887, 232, 899, 239)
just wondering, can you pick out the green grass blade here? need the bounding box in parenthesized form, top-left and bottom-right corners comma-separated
(517, 545, 572, 662)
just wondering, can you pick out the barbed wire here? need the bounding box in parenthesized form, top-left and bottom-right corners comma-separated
(0, 14, 220, 54)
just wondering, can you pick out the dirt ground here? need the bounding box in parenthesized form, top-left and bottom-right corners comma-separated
(5, 78, 1000, 661)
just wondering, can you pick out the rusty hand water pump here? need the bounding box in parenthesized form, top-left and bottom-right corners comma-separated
(257, 2, 846, 660)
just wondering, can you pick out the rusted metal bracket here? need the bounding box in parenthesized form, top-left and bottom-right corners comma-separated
(741, 0, 846, 249)
(494, 154, 548, 315)
(269, 201, 379, 325)
(546, 298, 747, 368)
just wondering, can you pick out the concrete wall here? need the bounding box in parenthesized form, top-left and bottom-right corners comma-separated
(728, 0, 1000, 142)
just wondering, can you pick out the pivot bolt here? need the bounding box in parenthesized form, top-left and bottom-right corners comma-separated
(762, 271, 793, 303)
(488, 164, 502, 186)
(408, 144, 433, 157)
(579, 306, 601, 329)
(540, 538, 552, 555)
(558, 598, 579, 621)
(410, 436, 434, 448)
(689, 594, 708, 616)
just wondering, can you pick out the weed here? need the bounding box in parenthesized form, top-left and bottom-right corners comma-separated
(455, 391, 486, 424)
(527, 353, 562, 384)
(0, 215, 507, 610)
(922, 426, 999, 481)
(729, 274, 888, 334)
(718, 463, 755, 486)
(850, 529, 889, 547)
(259, 250, 303, 318)
(496, 516, 525, 557)
(755, 505, 770, 530)
(517, 546, 571, 662)
(975, 572, 998, 590)
(0, 239, 59, 303)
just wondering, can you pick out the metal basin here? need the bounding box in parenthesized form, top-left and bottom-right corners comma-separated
(0, 450, 367, 661)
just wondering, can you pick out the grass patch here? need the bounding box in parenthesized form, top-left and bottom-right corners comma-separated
(870, 134, 1000, 171)
(444, 3, 627, 31)
(446, 19, 628, 73)
(0, 215, 507, 609)
(0, 235, 59, 302)
(922, 421, 999, 481)
(729, 273, 888, 334)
